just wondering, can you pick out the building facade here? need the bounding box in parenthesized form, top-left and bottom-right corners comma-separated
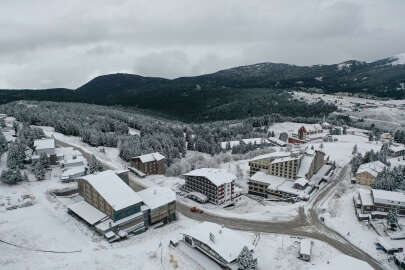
(131, 152, 166, 175)
(183, 168, 235, 206)
(355, 161, 386, 186)
(70, 170, 176, 241)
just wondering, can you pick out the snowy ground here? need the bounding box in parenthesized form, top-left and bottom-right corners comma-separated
(0, 176, 372, 270)
(294, 91, 405, 130)
(308, 133, 383, 167)
(319, 176, 403, 269)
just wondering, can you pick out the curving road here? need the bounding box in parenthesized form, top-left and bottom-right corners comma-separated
(55, 138, 384, 270)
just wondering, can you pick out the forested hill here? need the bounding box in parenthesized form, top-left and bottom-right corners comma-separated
(0, 54, 404, 122)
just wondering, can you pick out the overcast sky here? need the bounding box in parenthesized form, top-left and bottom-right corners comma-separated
(0, 0, 404, 89)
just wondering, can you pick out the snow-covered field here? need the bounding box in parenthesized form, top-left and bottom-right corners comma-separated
(294, 91, 405, 130)
(308, 133, 382, 166)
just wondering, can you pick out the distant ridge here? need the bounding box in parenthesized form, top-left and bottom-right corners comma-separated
(0, 54, 404, 121)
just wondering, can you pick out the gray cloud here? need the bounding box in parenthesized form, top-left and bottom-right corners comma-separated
(0, 0, 404, 89)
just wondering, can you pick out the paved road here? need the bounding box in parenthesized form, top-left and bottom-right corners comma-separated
(56, 138, 384, 269)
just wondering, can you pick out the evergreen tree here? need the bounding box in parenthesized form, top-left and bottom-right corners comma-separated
(237, 246, 257, 270)
(279, 132, 288, 142)
(352, 144, 358, 155)
(0, 131, 8, 155)
(39, 152, 49, 169)
(33, 161, 46, 180)
(387, 207, 399, 230)
(7, 142, 26, 169)
(88, 155, 103, 174)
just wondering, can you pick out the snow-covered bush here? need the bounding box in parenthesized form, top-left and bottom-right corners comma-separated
(0, 169, 25, 185)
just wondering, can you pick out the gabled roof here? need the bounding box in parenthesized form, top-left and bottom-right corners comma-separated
(133, 152, 165, 163)
(182, 222, 252, 264)
(34, 138, 55, 150)
(81, 170, 143, 211)
(357, 161, 386, 177)
(183, 168, 236, 186)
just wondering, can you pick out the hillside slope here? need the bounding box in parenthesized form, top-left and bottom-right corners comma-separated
(1, 54, 404, 121)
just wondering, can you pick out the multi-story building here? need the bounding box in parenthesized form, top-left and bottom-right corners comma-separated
(248, 149, 326, 200)
(131, 152, 166, 176)
(248, 151, 291, 176)
(268, 156, 301, 179)
(355, 161, 386, 185)
(69, 170, 176, 242)
(183, 168, 236, 206)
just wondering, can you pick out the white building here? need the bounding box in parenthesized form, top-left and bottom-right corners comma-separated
(33, 138, 55, 156)
(183, 168, 236, 206)
(181, 222, 255, 269)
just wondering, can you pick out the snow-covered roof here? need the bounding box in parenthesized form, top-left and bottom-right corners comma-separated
(182, 222, 252, 264)
(389, 144, 405, 153)
(270, 156, 300, 164)
(250, 151, 290, 162)
(81, 170, 143, 211)
(358, 189, 373, 206)
(297, 155, 314, 178)
(372, 189, 405, 207)
(250, 171, 286, 185)
(300, 239, 312, 256)
(184, 168, 236, 186)
(294, 178, 309, 187)
(61, 166, 86, 178)
(133, 152, 165, 163)
(357, 161, 386, 177)
(34, 138, 55, 150)
(137, 186, 176, 210)
(68, 200, 107, 225)
(267, 137, 287, 146)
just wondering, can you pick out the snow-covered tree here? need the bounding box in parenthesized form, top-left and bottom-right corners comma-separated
(88, 155, 103, 174)
(237, 246, 257, 270)
(39, 152, 49, 169)
(33, 161, 46, 180)
(0, 131, 8, 155)
(387, 207, 399, 230)
(7, 142, 26, 169)
(352, 144, 358, 155)
(0, 169, 25, 185)
(279, 132, 288, 142)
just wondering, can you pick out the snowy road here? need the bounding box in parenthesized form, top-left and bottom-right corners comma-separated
(55, 138, 384, 270)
